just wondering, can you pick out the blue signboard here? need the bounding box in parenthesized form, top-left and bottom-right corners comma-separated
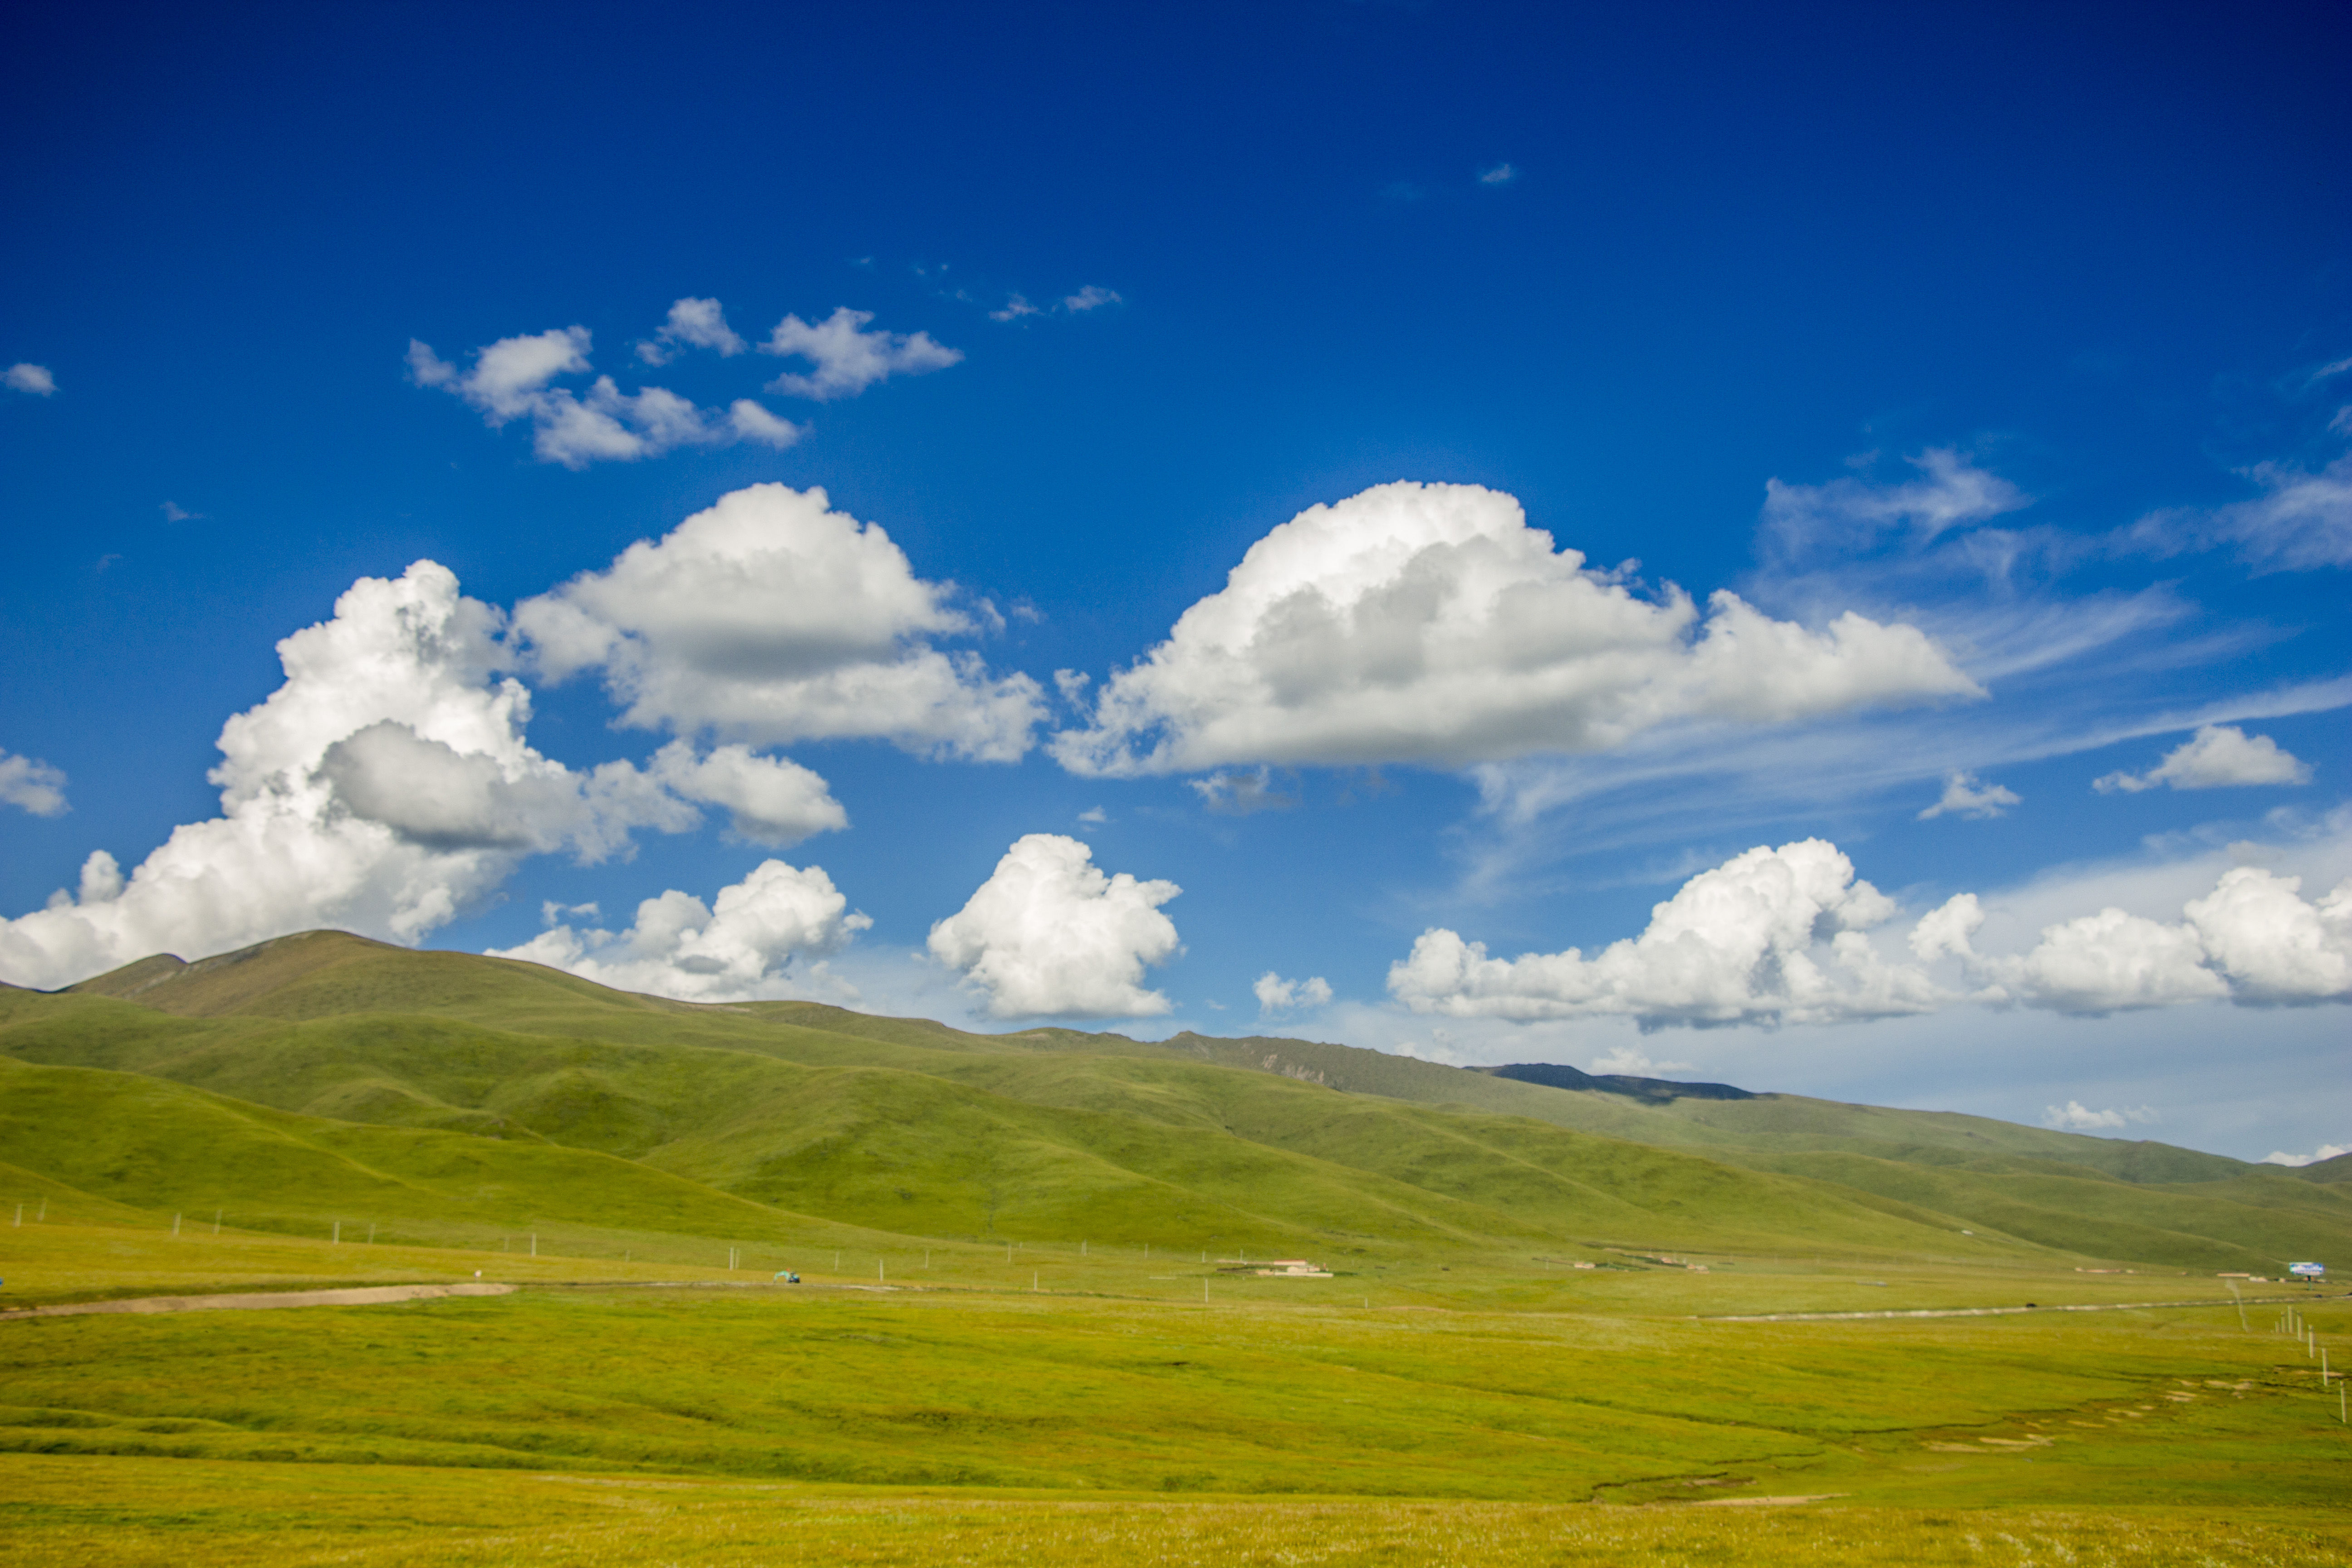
(2287, 1261, 2325, 1278)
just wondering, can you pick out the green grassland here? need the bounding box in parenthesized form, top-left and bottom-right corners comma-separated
(5, 1462, 2346, 1568)
(6, 931, 2347, 1276)
(0, 1220, 2347, 1562)
(2, 930, 2348, 1561)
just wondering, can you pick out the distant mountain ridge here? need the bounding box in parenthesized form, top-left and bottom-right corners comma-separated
(1, 929, 2342, 1274)
(1480, 1062, 1759, 1104)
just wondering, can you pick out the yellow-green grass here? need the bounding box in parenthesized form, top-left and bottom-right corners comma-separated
(0, 1455, 2345, 1568)
(0, 1210, 2325, 1321)
(4, 1266, 2345, 1497)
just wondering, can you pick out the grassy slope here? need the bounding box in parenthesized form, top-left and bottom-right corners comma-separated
(0, 1056, 901, 1257)
(0, 999, 1999, 1262)
(10, 931, 2344, 1271)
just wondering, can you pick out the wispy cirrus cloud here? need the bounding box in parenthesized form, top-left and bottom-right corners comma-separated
(2116, 447, 2352, 572)
(989, 285, 1123, 323)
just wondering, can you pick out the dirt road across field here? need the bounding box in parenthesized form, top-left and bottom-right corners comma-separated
(0, 1282, 516, 1320)
(1703, 1289, 2346, 1323)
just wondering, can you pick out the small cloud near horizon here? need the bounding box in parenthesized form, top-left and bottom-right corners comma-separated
(2262, 1141, 2349, 1167)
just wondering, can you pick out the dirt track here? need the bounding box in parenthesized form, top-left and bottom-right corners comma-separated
(1702, 1289, 2345, 1323)
(0, 1282, 516, 1320)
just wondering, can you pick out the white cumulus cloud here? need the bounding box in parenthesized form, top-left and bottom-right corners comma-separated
(1389, 839, 1944, 1028)
(0, 561, 843, 990)
(1591, 1045, 1695, 1075)
(761, 308, 961, 401)
(726, 399, 804, 448)
(2042, 1101, 2158, 1132)
(636, 297, 748, 364)
(408, 325, 794, 468)
(1917, 865, 2351, 1014)
(2262, 1142, 2351, 1168)
(1918, 770, 2021, 821)
(1062, 285, 1121, 313)
(512, 483, 1044, 760)
(647, 742, 846, 846)
(928, 833, 1182, 1019)
(1391, 840, 2352, 1031)
(5, 363, 57, 396)
(1477, 163, 1518, 186)
(2095, 725, 2313, 793)
(1052, 482, 1981, 776)
(1253, 971, 1332, 1015)
(2180, 867, 2352, 1004)
(0, 750, 69, 816)
(489, 859, 868, 1004)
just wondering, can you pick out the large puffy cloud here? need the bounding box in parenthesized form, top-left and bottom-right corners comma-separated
(0, 750, 69, 816)
(2094, 725, 2313, 793)
(2181, 868, 2352, 1003)
(513, 483, 1045, 760)
(647, 743, 846, 846)
(1391, 843, 2352, 1030)
(1051, 482, 1981, 776)
(407, 327, 799, 468)
(488, 859, 868, 1003)
(1955, 865, 2352, 1014)
(1389, 839, 1944, 1028)
(1992, 908, 2229, 1012)
(928, 834, 1181, 1018)
(5, 363, 56, 396)
(0, 562, 843, 990)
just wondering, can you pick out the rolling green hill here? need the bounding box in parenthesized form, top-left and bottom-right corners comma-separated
(3, 929, 2345, 1274)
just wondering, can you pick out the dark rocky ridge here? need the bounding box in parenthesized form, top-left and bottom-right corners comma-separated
(1480, 1061, 1759, 1104)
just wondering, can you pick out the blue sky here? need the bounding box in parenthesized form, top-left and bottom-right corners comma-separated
(3, 2, 2347, 1161)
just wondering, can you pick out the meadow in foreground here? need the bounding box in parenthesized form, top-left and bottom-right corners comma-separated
(5, 1274, 2344, 1499)
(5, 1455, 2350, 1568)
